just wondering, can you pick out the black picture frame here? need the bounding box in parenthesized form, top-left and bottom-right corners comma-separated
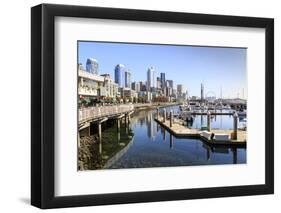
(31, 3, 274, 209)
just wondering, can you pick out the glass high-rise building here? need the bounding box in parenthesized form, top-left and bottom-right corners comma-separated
(147, 67, 156, 92)
(86, 58, 99, 74)
(115, 64, 125, 88)
(160, 73, 166, 89)
(125, 70, 132, 88)
(201, 83, 204, 101)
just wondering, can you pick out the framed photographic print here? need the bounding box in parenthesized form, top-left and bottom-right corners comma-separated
(31, 3, 274, 209)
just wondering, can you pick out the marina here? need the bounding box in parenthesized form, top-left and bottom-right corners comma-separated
(78, 104, 247, 169)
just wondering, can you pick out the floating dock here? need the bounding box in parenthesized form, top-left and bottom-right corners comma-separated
(154, 117, 246, 147)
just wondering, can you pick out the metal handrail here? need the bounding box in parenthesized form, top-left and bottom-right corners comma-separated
(79, 104, 134, 122)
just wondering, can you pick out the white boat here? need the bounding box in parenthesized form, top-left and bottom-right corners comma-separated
(238, 118, 247, 130)
(237, 110, 247, 117)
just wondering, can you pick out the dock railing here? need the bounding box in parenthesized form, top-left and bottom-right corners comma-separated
(79, 104, 134, 123)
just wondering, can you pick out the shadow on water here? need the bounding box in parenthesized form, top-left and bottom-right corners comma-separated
(79, 105, 246, 170)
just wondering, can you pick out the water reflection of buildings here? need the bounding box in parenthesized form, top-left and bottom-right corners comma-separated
(147, 113, 157, 140)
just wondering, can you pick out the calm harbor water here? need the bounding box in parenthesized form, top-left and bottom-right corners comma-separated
(102, 105, 246, 169)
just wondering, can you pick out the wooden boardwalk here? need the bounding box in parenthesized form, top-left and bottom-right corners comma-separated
(154, 117, 246, 147)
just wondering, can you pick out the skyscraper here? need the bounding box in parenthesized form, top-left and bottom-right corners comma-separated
(147, 67, 156, 92)
(201, 83, 204, 102)
(86, 58, 99, 74)
(160, 73, 166, 89)
(114, 64, 125, 88)
(125, 70, 132, 88)
(177, 84, 184, 96)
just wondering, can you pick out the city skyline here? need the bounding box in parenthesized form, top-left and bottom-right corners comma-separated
(78, 41, 247, 99)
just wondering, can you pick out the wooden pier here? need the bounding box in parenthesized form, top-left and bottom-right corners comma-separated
(154, 116, 246, 147)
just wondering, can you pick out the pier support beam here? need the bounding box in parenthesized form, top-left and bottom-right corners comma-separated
(125, 114, 128, 126)
(98, 123, 102, 143)
(163, 109, 166, 123)
(128, 114, 131, 123)
(116, 114, 124, 132)
(207, 111, 211, 132)
(117, 119, 120, 132)
(170, 111, 173, 127)
(233, 112, 238, 140)
(97, 118, 108, 154)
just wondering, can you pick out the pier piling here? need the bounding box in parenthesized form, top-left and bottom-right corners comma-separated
(117, 119, 120, 132)
(233, 112, 238, 140)
(170, 111, 173, 127)
(207, 111, 211, 131)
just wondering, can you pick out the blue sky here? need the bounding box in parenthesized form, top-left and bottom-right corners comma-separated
(78, 41, 247, 99)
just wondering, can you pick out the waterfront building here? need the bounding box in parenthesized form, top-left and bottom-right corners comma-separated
(120, 87, 137, 100)
(78, 66, 105, 97)
(147, 67, 156, 92)
(166, 87, 173, 97)
(115, 64, 126, 88)
(86, 58, 99, 75)
(125, 70, 132, 88)
(101, 74, 118, 98)
(166, 80, 173, 89)
(132, 81, 141, 93)
(139, 81, 146, 91)
(138, 91, 147, 97)
(147, 91, 152, 102)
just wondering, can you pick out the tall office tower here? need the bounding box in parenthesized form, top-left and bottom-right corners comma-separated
(125, 70, 132, 88)
(160, 73, 166, 89)
(177, 84, 184, 96)
(201, 83, 204, 102)
(147, 67, 156, 92)
(86, 58, 99, 74)
(114, 64, 125, 88)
